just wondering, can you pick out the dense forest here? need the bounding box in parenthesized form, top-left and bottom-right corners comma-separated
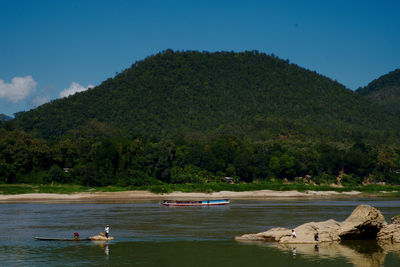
(356, 69, 400, 116)
(1, 122, 400, 186)
(2, 50, 400, 187)
(13, 50, 400, 143)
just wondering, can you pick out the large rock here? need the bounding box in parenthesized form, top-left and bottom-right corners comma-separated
(235, 227, 291, 242)
(376, 215, 400, 243)
(338, 205, 387, 239)
(279, 219, 341, 244)
(235, 219, 341, 243)
(235, 204, 389, 244)
(391, 215, 400, 225)
(377, 224, 400, 243)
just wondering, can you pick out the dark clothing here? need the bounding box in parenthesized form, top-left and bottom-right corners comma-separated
(105, 225, 110, 238)
(314, 233, 319, 241)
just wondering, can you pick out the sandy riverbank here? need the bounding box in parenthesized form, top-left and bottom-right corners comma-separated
(0, 190, 364, 202)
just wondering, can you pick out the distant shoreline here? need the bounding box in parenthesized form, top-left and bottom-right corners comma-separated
(0, 189, 374, 203)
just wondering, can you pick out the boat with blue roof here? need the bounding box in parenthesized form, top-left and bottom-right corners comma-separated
(161, 199, 230, 206)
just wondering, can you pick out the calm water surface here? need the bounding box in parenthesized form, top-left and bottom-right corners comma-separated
(1, 198, 400, 266)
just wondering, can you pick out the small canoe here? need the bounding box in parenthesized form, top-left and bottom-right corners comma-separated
(34, 237, 91, 241)
(161, 199, 230, 206)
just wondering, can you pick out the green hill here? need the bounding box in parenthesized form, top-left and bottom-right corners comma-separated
(13, 50, 400, 143)
(356, 69, 400, 115)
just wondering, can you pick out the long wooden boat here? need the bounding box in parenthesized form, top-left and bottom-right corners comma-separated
(34, 237, 91, 241)
(161, 199, 230, 206)
(34, 235, 114, 241)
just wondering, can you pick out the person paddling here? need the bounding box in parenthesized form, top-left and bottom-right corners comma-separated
(105, 224, 110, 238)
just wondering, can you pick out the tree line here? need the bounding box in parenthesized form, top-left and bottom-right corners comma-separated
(1, 120, 399, 187)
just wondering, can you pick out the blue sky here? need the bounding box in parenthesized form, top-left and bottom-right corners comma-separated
(1, 0, 399, 116)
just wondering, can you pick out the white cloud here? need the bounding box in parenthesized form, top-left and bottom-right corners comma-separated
(59, 82, 94, 98)
(0, 76, 37, 102)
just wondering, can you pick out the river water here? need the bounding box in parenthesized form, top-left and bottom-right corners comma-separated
(1, 198, 399, 266)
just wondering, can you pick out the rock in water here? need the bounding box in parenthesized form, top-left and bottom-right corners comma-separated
(235, 228, 292, 242)
(235, 204, 391, 244)
(338, 205, 387, 240)
(377, 215, 400, 243)
(377, 224, 400, 243)
(391, 215, 400, 225)
(279, 219, 342, 243)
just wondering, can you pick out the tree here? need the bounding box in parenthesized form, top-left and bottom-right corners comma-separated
(45, 165, 65, 183)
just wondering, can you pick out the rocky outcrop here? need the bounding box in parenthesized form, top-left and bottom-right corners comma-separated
(237, 228, 292, 242)
(377, 215, 400, 243)
(338, 204, 387, 239)
(284, 219, 341, 243)
(377, 224, 400, 243)
(391, 215, 400, 225)
(235, 205, 395, 244)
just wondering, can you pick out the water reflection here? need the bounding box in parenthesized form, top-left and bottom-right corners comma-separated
(96, 243, 110, 257)
(105, 244, 109, 257)
(240, 240, 400, 267)
(91, 242, 110, 256)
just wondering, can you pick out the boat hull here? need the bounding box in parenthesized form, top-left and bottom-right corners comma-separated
(161, 199, 230, 206)
(34, 236, 114, 241)
(34, 237, 91, 241)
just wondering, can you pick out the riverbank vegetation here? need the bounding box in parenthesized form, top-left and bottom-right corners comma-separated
(1, 183, 400, 196)
(1, 125, 399, 190)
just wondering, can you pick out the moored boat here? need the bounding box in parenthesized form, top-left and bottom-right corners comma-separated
(34, 235, 114, 241)
(161, 199, 230, 206)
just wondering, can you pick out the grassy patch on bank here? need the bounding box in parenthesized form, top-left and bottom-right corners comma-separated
(0, 184, 84, 194)
(1, 182, 400, 195)
(136, 182, 400, 195)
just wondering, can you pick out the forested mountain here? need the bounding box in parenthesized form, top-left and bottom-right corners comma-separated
(13, 50, 400, 143)
(3, 50, 400, 186)
(356, 69, 400, 115)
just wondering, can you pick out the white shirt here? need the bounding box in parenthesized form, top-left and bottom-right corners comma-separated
(105, 226, 110, 233)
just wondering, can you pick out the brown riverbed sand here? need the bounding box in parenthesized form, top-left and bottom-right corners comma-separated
(0, 190, 363, 202)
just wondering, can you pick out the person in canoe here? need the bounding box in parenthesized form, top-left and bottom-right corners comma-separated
(105, 224, 110, 238)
